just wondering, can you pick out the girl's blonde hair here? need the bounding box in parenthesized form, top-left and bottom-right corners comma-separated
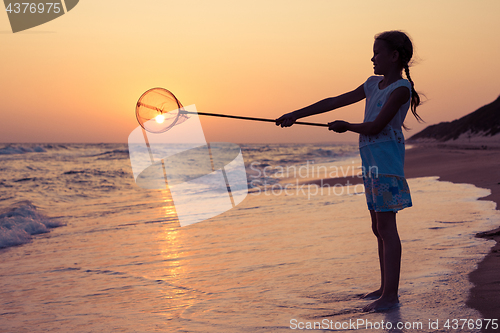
(375, 31, 423, 122)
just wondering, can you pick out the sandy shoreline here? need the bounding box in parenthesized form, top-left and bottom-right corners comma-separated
(406, 144, 500, 325)
(304, 143, 500, 323)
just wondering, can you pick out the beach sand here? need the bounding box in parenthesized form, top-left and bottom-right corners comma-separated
(305, 142, 500, 323)
(405, 143, 500, 324)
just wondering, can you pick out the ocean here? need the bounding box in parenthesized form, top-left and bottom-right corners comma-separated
(0, 143, 498, 332)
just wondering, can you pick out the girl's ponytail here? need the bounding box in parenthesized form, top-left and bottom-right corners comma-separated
(375, 30, 423, 123)
(403, 65, 423, 122)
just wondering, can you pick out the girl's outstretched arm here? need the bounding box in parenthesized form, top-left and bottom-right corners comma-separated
(329, 86, 410, 135)
(276, 84, 365, 127)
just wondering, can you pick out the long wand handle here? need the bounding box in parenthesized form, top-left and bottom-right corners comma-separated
(180, 110, 328, 127)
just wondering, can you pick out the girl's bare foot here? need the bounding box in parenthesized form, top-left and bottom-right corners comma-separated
(361, 289, 383, 300)
(362, 296, 399, 312)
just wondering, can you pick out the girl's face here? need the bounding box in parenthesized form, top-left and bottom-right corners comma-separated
(371, 39, 398, 75)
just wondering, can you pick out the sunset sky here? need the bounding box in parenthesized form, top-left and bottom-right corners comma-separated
(1, 0, 499, 143)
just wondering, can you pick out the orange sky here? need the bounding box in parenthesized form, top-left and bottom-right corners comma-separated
(1, 0, 499, 143)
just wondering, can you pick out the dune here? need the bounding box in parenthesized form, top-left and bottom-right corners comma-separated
(409, 95, 500, 142)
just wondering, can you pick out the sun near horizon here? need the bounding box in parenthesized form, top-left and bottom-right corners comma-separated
(1, 1, 499, 143)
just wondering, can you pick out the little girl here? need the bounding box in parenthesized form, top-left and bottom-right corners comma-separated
(276, 30, 422, 312)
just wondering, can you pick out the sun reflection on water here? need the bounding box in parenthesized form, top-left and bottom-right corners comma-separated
(155, 188, 199, 313)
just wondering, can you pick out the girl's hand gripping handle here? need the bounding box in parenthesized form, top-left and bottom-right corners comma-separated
(328, 120, 349, 133)
(275, 112, 297, 128)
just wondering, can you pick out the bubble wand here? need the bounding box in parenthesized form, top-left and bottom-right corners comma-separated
(136, 88, 328, 133)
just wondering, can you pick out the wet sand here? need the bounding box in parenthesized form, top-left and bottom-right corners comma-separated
(405, 144, 500, 325)
(305, 143, 500, 323)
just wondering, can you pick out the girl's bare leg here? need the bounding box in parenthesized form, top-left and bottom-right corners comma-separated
(362, 210, 384, 299)
(363, 211, 401, 312)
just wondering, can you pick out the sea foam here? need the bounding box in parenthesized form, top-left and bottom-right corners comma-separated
(0, 203, 63, 248)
